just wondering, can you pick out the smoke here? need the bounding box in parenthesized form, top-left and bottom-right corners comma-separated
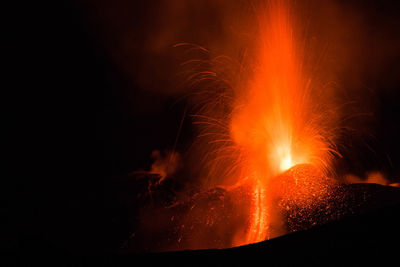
(82, 0, 400, 181)
(76, 0, 400, 252)
(344, 171, 390, 186)
(148, 150, 181, 182)
(77, 0, 400, 188)
(80, 0, 249, 99)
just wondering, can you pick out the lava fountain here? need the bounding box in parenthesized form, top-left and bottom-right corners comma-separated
(128, 1, 346, 251)
(229, 1, 340, 243)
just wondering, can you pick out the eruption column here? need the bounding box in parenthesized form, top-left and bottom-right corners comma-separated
(230, 1, 336, 243)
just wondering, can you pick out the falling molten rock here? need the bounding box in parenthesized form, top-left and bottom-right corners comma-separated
(272, 164, 338, 206)
(122, 174, 253, 252)
(116, 168, 400, 252)
(272, 164, 400, 234)
(270, 164, 341, 233)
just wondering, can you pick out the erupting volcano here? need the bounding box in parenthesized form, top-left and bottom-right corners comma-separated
(229, 1, 339, 244)
(16, 0, 400, 264)
(108, 0, 400, 254)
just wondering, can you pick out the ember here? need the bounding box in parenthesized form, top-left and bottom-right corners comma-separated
(109, 0, 400, 253)
(17, 0, 400, 262)
(229, 1, 339, 243)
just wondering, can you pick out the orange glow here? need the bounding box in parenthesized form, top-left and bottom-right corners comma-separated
(129, 0, 398, 253)
(144, 1, 342, 251)
(247, 177, 269, 243)
(229, 1, 338, 243)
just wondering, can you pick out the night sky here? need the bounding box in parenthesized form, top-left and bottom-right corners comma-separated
(10, 0, 400, 253)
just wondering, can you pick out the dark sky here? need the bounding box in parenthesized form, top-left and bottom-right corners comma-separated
(10, 0, 400, 253)
(87, 0, 400, 180)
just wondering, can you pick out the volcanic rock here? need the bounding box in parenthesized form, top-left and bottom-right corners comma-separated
(113, 168, 400, 252)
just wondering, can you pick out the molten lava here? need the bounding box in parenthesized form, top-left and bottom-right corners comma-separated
(229, 2, 339, 244)
(130, 1, 344, 251)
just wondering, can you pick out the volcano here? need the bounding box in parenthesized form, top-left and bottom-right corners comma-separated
(121, 201, 400, 266)
(111, 164, 400, 253)
(13, 0, 400, 266)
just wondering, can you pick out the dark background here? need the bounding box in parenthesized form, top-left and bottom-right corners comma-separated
(9, 0, 400, 254)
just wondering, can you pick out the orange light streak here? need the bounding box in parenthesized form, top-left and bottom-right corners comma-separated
(229, 1, 337, 243)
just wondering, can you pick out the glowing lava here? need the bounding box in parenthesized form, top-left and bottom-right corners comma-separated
(246, 178, 268, 243)
(230, 1, 338, 243)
